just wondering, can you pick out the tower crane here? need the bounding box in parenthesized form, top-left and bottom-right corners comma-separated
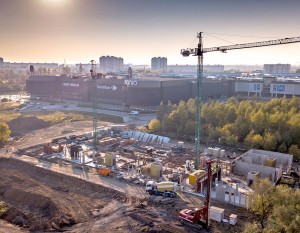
(181, 33, 300, 170)
(90, 60, 98, 161)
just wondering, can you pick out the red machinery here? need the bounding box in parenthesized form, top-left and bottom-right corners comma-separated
(179, 206, 208, 225)
(179, 160, 212, 229)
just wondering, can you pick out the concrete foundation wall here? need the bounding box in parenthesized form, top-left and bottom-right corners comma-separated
(234, 160, 282, 183)
(213, 182, 248, 207)
(248, 149, 292, 168)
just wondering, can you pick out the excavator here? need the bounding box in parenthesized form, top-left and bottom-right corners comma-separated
(179, 205, 208, 228)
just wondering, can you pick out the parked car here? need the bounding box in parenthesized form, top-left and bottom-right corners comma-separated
(130, 111, 139, 115)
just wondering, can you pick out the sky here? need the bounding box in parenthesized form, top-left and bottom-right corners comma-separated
(0, 0, 300, 65)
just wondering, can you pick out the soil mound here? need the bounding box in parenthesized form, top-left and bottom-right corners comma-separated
(0, 201, 26, 226)
(8, 116, 49, 134)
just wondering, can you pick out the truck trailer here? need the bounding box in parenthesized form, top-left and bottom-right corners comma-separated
(145, 181, 177, 198)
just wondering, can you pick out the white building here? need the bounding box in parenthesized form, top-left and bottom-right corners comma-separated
(99, 56, 124, 73)
(263, 64, 291, 74)
(151, 57, 167, 72)
(234, 76, 300, 98)
(235, 79, 263, 97)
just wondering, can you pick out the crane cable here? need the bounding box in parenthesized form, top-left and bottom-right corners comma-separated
(203, 32, 237, 45)
(202, 31, 279, 39)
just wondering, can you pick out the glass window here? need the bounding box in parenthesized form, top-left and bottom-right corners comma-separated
(277, 85, 285, 92)
(254, 83, 260, 91)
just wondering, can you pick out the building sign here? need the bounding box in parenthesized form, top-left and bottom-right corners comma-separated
(97, 85, 118, 91)
(63, 83, 80, 87)
(124, 79, 138, 86)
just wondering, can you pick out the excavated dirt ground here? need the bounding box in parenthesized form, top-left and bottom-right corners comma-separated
(0, 157, 254, 233)
(0, 119, 257, 232)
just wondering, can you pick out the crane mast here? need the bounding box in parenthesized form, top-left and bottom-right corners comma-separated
(181, 33, 300, 171)
(90, 60, 98, 161)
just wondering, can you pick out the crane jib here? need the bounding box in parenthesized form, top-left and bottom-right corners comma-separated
(203, 36, 300, 53)
(181, 36, 300, 56)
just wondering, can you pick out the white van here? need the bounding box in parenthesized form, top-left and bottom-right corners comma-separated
(130, 111, 139, 115)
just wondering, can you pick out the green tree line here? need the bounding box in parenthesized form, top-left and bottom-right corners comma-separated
(149, 97, 300, 160)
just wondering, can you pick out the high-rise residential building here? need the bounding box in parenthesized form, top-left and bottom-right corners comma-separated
(99, 56, 124, 73)
(151, 57, 167, 71)
(263, 64, 291, 74)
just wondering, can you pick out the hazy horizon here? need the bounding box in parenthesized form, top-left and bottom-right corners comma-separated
(1, 0, 300, 65)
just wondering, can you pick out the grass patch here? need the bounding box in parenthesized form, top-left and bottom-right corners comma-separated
(24, 111, 123, 124)
(0, 103, 123, 125)
(27, 111, 93, 124)
(0, 102, 22, 122)
(0, 102, 21, 111)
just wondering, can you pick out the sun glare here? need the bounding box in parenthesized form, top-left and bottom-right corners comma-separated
(44, 0, 64, 4)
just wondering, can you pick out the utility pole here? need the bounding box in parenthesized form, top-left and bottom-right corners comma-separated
(90, 60, 97, 161)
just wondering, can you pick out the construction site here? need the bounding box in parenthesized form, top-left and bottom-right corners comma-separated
(0, 116, 297, 233)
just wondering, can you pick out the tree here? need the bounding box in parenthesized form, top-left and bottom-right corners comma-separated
(245, 184, 300, 233)
(162, 115, 176, 133)
(186, 98, 196, 119)
(278, 142, 287, 153)
(288, 113, 300, 145)
(219, 123, 238, 145)
(155, 97, 300, 152)
(264, 186, 300, 233)
(268, 111, 287, 134)
(262, 132, 277, 151)
(157, 101, 167, 121)
(247, 178, 275, 229)
(183, 119, 195, 136)
(245, 132, 263, 149)
(288, 144, 300, 162)
(251, 109, 266, 134)
(0, 122, 11, 143)
(243, 223, 261, 233)
(148, 119, 161, 133)
(225, 106, 237, 123)
(169, 101, 188, 136)
(234, 116, 250, 142)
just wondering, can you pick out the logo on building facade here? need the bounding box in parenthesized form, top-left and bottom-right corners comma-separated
(97, 85, 118, 91)
(63, 83, 80, 87)
(124, 79, 138, 86)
